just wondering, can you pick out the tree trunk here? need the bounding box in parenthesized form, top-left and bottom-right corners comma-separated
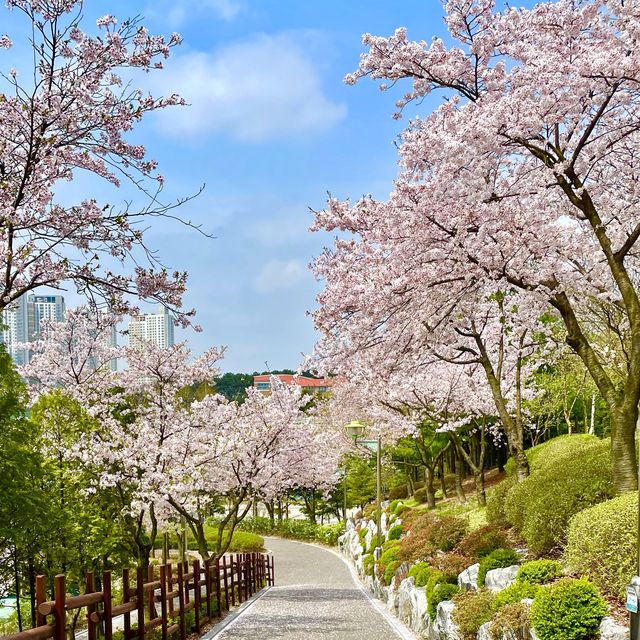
(439, 456, 447, 498)
(13, 546, 22, 632)
(425, 466, 436, 509)
(611, 408, 638, 493)
(453, 448, 467, 504)
(474, 471, 486, 507)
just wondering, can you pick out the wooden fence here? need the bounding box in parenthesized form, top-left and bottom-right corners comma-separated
(3, 553, 274, 640)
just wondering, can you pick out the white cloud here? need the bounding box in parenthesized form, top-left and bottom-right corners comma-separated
(206, 0, 244, 21)
(151, 33, 347, 142)
(254, 259, 306, 293)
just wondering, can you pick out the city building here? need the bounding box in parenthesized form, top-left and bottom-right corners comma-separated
(0, 293, 66, 364)
(253, 374, 335, 394)
(128, 305, 175, 350)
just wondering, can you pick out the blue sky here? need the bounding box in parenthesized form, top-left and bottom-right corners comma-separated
(5, 0, 451, 372)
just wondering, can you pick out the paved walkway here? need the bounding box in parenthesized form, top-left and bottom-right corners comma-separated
(207, 537, 412, 640)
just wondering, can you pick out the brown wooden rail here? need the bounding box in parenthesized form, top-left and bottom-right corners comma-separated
(3, 553, 274, 640)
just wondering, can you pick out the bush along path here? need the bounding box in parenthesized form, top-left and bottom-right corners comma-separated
(205, 536, 411, 640)
(339, 498, 629, 640)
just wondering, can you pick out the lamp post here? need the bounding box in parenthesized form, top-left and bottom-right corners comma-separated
(345, 420, 383, 550)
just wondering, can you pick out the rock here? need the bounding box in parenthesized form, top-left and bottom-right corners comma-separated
(458, 563, 480, 591)
(411, 585, 430, 637)
(529, 629, 540, 640)
(430, 601, 459, 640)
(485, 565, 519, 592)
(477, 622, 492, 640)
(346, 517, 356, 531)
(381, 511, 388, 533)
(398, 577, 415, 626)
(599, 617, 628, 640)
(387, 583, 399, 614)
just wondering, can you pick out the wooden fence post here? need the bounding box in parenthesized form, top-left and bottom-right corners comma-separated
(229, 554, 236, 607)
(177, 562, 186, 640)
(167, 564, 174, 616)
(192, 560, 201, 634)
(103, 571, 113, 640)
(86, 572, 96, 640)
(136, 566, 145, 640)
(53, 575, 65, 640)
(203, 560, 211, 622)
(35, 576, 46, 628)
(159, 565, 168, 640)
(123, 569, 131, 640)
(222, 556, 229, 611)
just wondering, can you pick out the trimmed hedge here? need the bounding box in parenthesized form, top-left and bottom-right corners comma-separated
(238, 516, 345, 546)
(398, 512, 467, 562)
(530, 578, 608, 640)
(503, 439, 614, 553)
(408, 561, 431, 587)
(486, 477, 516, 526)
(505, 434, 601, 477)
(387, 523, 404, 541)
(566, 491, 636, 600)
(478, 549, 520, 587)
(517, 559, 563, 585)
(492, 580, 540, 610)
(429, 583, 460, 618)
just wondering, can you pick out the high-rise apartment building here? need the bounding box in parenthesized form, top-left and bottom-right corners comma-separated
(0, 293, 66, 364)
(128, 305, 175, 350)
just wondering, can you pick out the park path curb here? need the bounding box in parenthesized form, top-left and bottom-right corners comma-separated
(200, 587, 271, 640)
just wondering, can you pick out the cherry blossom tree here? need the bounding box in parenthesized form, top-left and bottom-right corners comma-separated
(0, 0, 196, 322)
(317, 0, 640, 492)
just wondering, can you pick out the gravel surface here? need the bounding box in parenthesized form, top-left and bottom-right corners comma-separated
(209, 537, 407, 640)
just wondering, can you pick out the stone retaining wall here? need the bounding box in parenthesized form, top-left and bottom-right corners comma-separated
(338, 516, 627, 640)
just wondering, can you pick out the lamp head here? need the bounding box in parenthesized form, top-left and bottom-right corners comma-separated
(345, 420, 366, 440)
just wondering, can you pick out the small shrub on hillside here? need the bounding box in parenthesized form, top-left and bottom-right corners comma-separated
(389, 499, 402, 513)
(486, 477, 516, 526)
(566, 491, 636, 600)
(395, 504, 410, 516)
(363, 554, 374, 577)
(478, 549, 520, 587)
(408, 561, 431, 588)
(389, 485, 408, 500)
(428, 583, 460, 618)
(492, 581, 540, 610)
(431, 553, 470, 582)
(490, 602, 530, 640)
(387, 523, 403, 541)
(359, 528, 368, 543)
(382, 539, 400, 552)
(530, 578, 608, 640)
(384, 560, 401, 585)
(455, 524, 510, 560)
(504, 439, 614, 554)
(413, 487, 429, 503)
(452, 590, 495, 639)
(517, 559, 563, 585)
(398, 513, 467, 562)
(378, 544, 401, 582)
(425, 569, 459, 610)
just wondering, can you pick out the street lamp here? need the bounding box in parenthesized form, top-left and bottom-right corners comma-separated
(345, 420, 383, 551)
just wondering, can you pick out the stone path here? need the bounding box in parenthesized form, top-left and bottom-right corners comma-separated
(205, 537, 413, 640)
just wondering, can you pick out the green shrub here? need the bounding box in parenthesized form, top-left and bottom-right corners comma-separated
(413, 487, 428, 503)
(387, 523, 403, 541)
(478, 549, 520, 587)
(382, 538, 400, 552)
(378, 544, 401, 579)
(363, 553, 374, 577)
(389, 499, 402, 513)
(395, 504, 410, 516)
(486, 477, 516, 526)
(490, 602, 531, 640)
(408, 561, 432, 587)
(566, 491, 636, 600)
(492, 581, 540, 610)
(452, 589, 495, 639)
(429, 583, 460, 618)
(384, 560, 401, 585)
(504, 439, 614, 554)
(517, 559, 563, 585)
(530, 578, 608, 640)
(359, 528, 368, 542)
(455, 524, 510, 560)
(505, 434, 601, 477)
(425, 568, 459, 613)
(389, 485, 408, 500)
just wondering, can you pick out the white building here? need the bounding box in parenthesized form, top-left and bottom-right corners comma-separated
(0, 293, 66, 364)
(128, 305, 175, 350)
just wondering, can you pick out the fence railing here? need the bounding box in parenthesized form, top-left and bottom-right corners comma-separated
(3, 553, 274, 640)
